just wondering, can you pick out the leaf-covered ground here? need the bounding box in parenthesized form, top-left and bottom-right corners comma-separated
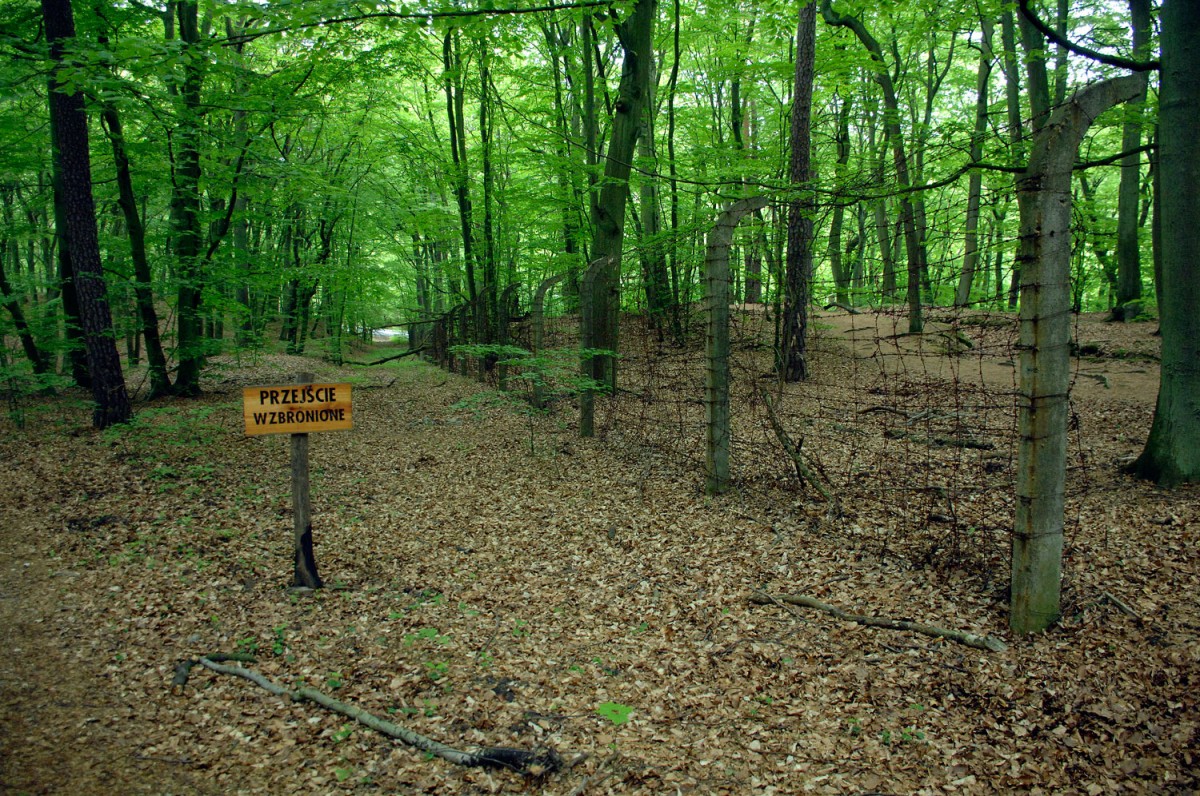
(1, 314, 1197, 795)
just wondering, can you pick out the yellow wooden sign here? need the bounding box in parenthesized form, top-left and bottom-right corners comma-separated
(243, 383, 353, 436)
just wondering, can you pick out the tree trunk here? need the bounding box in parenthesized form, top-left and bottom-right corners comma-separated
(1132, 0, 1200, 486)
(1112, 0, 1152, 320)
(826, 92, 853, 307)
(705, 197, 767, 495)
(666, 0, 684, 339)
(639, 89, 670, 334)
(1011, 75, 1143, 635)
(479, 40, 498, 348)
(955, 19, 994, 308)
(0, 239, 50, 376)
(443, 30, 479, 340)
(579, 0, 656, 435)
(821, 1, 925, 333)
(100, 103, 172, 398)
(48, 97, 90, 388)
(42, 0, 132, 427)
(170, 0, 205, 396)
(1000, 8, 1027, 309)
(779, 2, 816, 382)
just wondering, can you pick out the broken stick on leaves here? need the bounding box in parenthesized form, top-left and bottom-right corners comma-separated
(176, 655, 562, 776)
(750, 590, 1008, 652)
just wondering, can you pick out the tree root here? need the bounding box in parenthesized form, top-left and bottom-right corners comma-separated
(176, 655, 562, 777)
(750, 590, 1007, 652)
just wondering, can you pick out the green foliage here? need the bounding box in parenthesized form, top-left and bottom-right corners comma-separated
(102, 405, 226, 459)
(596, 702, 634, 725)
(450, 344, 616, 403)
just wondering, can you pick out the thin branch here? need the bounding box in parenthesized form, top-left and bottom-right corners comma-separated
(218, 2, 616, 47)
(343, 346, 427, 366)
(750, 592, 1009, 652)
(1017, 0, 1158, 72)
(187, 656, 563, 775)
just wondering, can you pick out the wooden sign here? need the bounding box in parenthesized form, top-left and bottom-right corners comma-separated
(243, 383, 353, 436)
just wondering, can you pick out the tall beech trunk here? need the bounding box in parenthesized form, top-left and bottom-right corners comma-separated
(443, 30, 479, 342)
(1011, 75, 1143, 635)
(779, 2, 816, 382)
(705, 197, 767, 495)
(638, 101, 670, 333)
(579, 0, 655, 436)
(666, 0, 684, 339)
(49, 99, 90, 388)
(1000, 8, 1027, 308)
(1112, 0, 1152, 320)
(479, 40, 498, 349)
(100, 104, 172, 398)
(826, 92, 853, 307)
(955, 19, 995, 307)
(0, 238, 49, 375)
(821, 1, 925, 333)
(1132, 0, 1200, 486)
(42, 0, 132, 427)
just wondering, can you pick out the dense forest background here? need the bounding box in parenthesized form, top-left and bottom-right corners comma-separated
(0, 0, 1180, 383)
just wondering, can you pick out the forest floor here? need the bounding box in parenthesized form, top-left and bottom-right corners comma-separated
(0, 311, 1197, 795)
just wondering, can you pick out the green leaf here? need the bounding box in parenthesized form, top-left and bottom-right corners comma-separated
(596, 701, 634, 725)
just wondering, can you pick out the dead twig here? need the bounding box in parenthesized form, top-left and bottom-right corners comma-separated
(344, 346, 427, 366)
(567, 753, 621, 796)
(749, 592, 1008, 653)
(1100, 590, 1140, 618)
(184, 656, 562, 776)
(759, 389, 833, 501)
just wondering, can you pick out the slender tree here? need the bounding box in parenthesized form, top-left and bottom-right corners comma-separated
(1112, 0, 1152, 320)
(779, 1, 816, 382)
(1011, 74, 1142, 634)
(820, 1, 926, 333)
(42, 0, 132, 427)
(1132, 0, 1200, 486)
(579, 0, 656, 436)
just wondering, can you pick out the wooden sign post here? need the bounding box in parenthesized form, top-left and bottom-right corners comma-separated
(243, 374, 353, 589)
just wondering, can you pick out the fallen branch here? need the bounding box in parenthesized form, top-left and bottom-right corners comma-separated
(1079, 372, 1111, 389)
(749, 591, 1008, 653)
(1100, 590, 1140, 618)
(181, 655, 561, 776)
(883, 427, 994, 450)
(567, 753, 621, 796)
(358, 376, 400, 390)
(344, 346, 427, 366)
(759, 389, 833, 501)
(171, 652, 258, 687)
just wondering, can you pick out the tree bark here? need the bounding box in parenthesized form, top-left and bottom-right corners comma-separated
(1011, 75, 1143, 635)
(779, 2, 816, 382)
(821, 1, 925, 333)
(579, 0, 656, 434)
(1112, 0, 1152, 320)
(165, 0, 206, 396)
(0, 237, 50, 376)
(1132, 0, 1200, 486)
(443, 30, 479, 341)
(42, 0, 132, 427)
(100, 103, 172, 398)
(705, 197, 767, 495)
(955, 19, 994, 308)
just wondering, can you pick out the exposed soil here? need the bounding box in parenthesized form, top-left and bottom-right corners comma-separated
(1, 313, 1196, 795)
